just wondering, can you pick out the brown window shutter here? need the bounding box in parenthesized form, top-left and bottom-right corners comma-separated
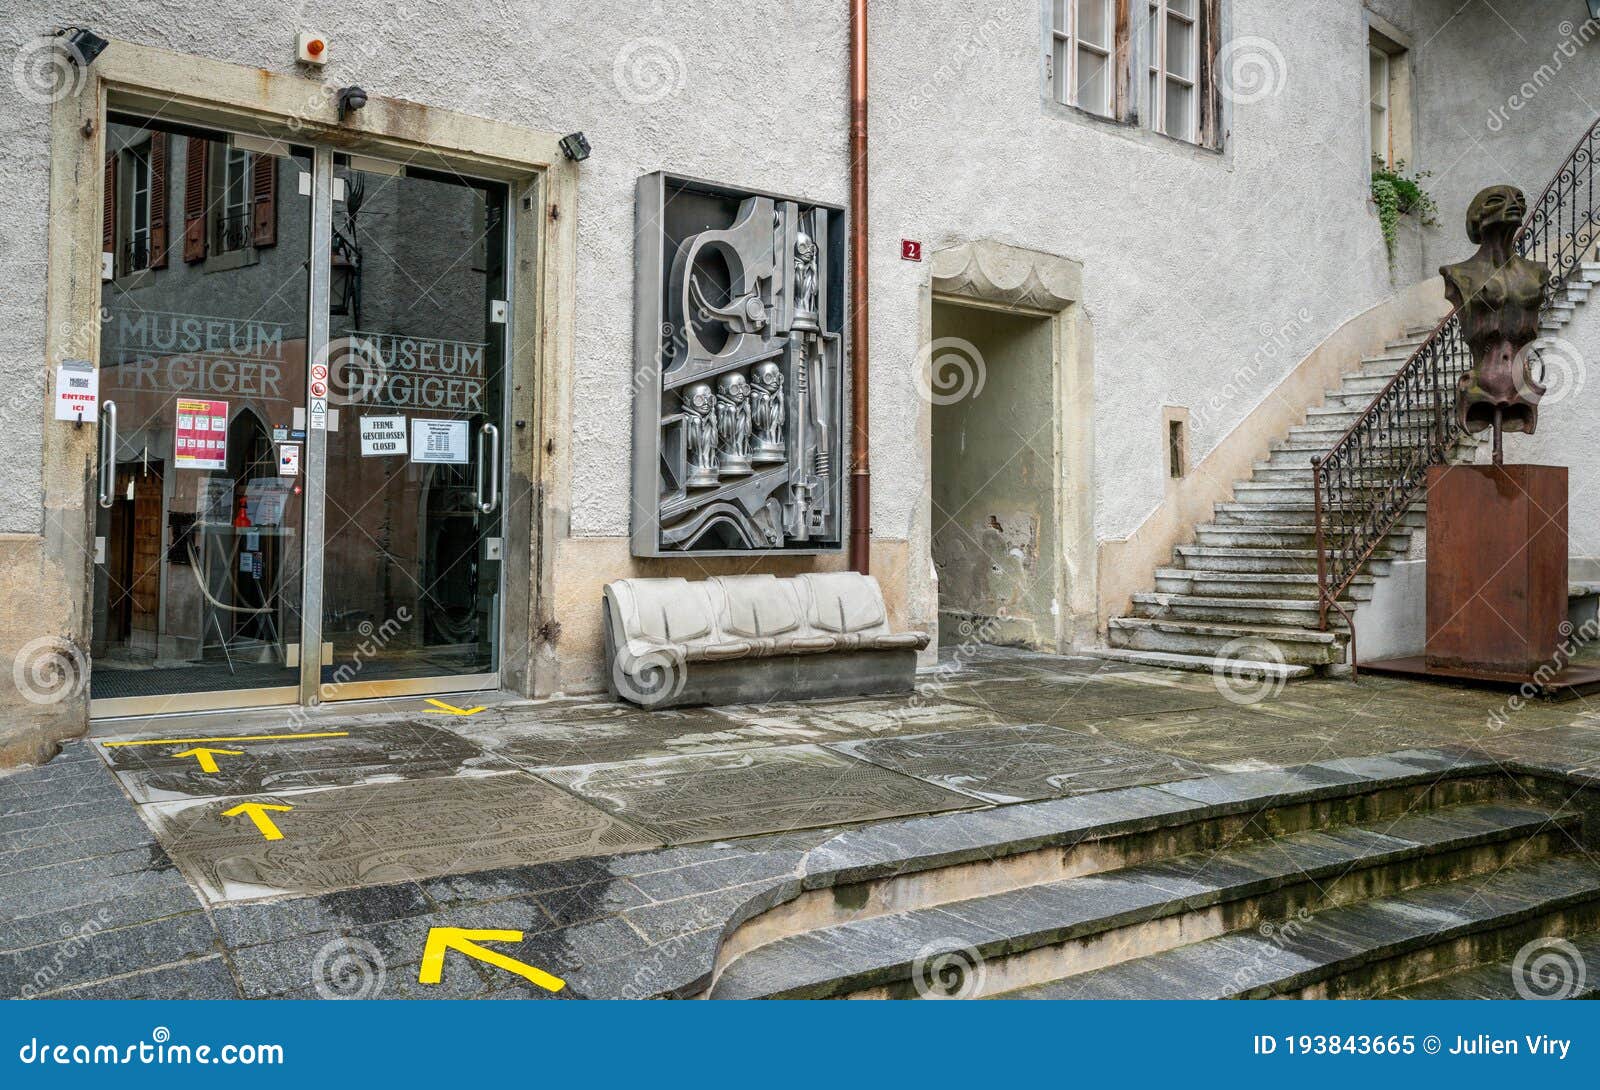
(251, 154, 277, 248)
(102, 152, 117, 255)
(182, 137, 208, 263)
(1200, 0, 1224, 149)
(148, 133, 169, 269)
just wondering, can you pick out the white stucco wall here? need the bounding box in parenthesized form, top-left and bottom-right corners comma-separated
(1408, 0, 1600, 272)
(4, 0, 1583, 586)
(871, 0, 1414, 545)
(1404, 0, 1600, 560)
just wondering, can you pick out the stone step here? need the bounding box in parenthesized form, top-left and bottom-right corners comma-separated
(1106, 617, 1346, 665)
(1385, 930, 1600, 999)
(1170, 545, 1396, 576)
(1001, 855, 1600, 999)
(1131, 592, 1336, 627)
(1088, 648, 1316, 679)
(1191, 524, 1411, 550)
(1153, 568, 1374, 601)
(1337, 372, 1401, 395)
(1210, 502, 1425, 531)
(1261, 437, 1477, 468)
(1305, 404, 1445, 426)
(1315, 389, 1412, 410)
(707, 802, 1577, 999)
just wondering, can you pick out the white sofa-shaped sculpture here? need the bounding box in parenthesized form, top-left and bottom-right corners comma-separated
(602, 572, 928, 708)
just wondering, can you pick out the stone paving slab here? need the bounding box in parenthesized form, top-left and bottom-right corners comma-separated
(5, 647, 1600, 1001)
(96, 720, 509, 804)
(828, 723, 1207, 803)
(931, 672, 1244, 726)
(143, 771, 662, 904)
(459, 693, 1010, 770)
(1076, 703, 1494, 771)
(1473, 723, 1600, 776)
(536, 744, 977, 845)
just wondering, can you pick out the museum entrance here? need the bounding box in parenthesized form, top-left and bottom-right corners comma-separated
(90, 113, 512, 717)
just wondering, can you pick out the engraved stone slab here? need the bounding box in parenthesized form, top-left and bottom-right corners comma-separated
(143, 772, 661, 904)
(467, 694, 1010, 770)
(933, 670, 1240, 726)
(535, 745, 976, 845)
(1080, 705, 1463, 771)
(97, 721, 509, 804)
(829, 724, 1207, 803)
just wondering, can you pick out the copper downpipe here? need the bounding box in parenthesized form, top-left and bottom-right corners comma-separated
(848, 0, 871, 574)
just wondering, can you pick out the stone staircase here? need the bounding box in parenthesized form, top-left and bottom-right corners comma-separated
(699, 752, 1600, 1000)
(1106, 261, 1600, 672)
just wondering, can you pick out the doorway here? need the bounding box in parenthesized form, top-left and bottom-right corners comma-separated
(930, 301, 1059, 650)
(90, 113, 514, 717)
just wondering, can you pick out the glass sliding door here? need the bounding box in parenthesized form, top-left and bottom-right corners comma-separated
(91, 113, 313, 717)
(315, 156, 509, 699)
(90, 120, 513, 716)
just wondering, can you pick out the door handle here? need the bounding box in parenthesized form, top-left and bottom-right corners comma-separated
(97, 400, 118, 509)
(475, 422, 500, 515)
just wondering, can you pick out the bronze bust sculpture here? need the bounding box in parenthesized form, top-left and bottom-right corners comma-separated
(1439, 185, 1549, 463)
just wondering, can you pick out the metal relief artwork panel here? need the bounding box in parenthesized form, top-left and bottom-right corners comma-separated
(633, 174, 844, 555)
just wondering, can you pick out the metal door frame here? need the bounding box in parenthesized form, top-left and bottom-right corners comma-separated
(90, 123, 515, 717)
(299, 147, 514, 706)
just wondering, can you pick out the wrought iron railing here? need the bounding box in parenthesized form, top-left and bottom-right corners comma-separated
(215, 212, 253, 254)
(1313, 115, 1600, 631)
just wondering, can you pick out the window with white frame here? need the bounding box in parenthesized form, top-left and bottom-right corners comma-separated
(1147, 0, 1199, 143)
(121, 142, 152, 274)
(216, 147, 253, 253)
(1050, 0, 1116, 118)
(1045, 0, 1222, 148)
(1369, 46, 1391, 166)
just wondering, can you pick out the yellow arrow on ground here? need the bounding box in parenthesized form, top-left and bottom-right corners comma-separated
(423, 698, 485, 716)
(221, 801, 293, 841)
(170, 746, 243, 773)
(419, 928, 565, 992)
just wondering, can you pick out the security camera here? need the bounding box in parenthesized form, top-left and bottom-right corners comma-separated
(337, 85, 367, 122)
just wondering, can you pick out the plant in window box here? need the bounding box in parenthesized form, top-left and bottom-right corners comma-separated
(1371, 159, 1440, 261)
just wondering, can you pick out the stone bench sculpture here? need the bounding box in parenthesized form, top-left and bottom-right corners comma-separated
(602, 572, 928, 708)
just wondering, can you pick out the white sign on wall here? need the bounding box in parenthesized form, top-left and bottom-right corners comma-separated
(359, 415, 409, 457)
(54, 360, 99, 422)
(411, 418, 469, 464)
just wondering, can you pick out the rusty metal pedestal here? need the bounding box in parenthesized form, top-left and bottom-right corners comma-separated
(1363, 464, 1600, 699)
